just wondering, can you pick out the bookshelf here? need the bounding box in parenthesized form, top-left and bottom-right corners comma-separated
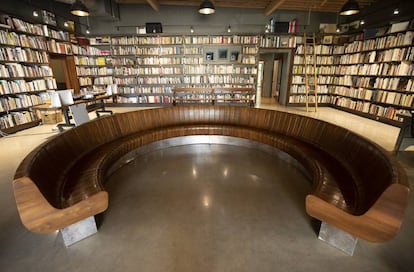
(289, 39, 332, 106)
(72, 42, 112, 93)
(329, 27, 414, 126)
(0, 17, 58, 133)
(82, 34, 259, 106)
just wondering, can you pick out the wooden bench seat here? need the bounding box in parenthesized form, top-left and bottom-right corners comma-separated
(13, 106, 409, 245)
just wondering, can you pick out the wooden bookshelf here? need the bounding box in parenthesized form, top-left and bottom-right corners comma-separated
(0, 16, 58, 133)
(81, 34, 259, 106)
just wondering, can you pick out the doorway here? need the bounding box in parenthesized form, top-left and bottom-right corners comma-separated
(49, 55, 80, 93)
(257, 49, 293, 106)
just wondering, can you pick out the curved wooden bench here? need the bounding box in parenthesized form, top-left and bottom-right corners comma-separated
(13, 106, 409, 246)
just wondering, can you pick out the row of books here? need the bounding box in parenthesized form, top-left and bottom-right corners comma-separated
(0, 30, 47, 50)
(299, 75, 414, 94)
(345, 31, 413, 53)
(76, 67, 113, 76)
(138, 77, 183, 84)
(295, 44, 332, 55)
(0, 47, 49, 63)
(74, 56, 107, 66)
(336, 62, 413, 76)
(43, 26, 69, 41)
(72, 44, 103, 56)
(0, 78, 56, 94)
(93, 76, 113, 85)
(3, 17, 43, 36)
(112, 36, 179, 45)
(288, 94, 330, 104)
(46, 40, 72, 55)
(117, 95, 172, 104)
(241, 56, 256, 64)
(117, 86, 173, 94)
(0, 94, 43, 112)
(242, 46, 257, 54)
(3, 17, 70, 42)
(339, 47, 414, 64)
(183, 65, 256, 74)
(0, 63, 53, 78)
(114, 78, 138, 85)
(372, 90, 414, 107)
(331, 96, 371, 113)
(331, 86, 373, 100)
(78, 77, 92, 86)
(290, 84, 330, 94)
(260, 35, 296, 48)
(117, 66, 183, 75)
(0, 111, 38, 130)
(331, 96, 407, 122)
(136, 57, 184, 65)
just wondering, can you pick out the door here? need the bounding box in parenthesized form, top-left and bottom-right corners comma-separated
(49, 55, 80, 93)
(272, 58, 282, 101)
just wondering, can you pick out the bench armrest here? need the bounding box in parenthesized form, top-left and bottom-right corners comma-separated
(13, 177, 108, 234)
(306, 183, 410, 243)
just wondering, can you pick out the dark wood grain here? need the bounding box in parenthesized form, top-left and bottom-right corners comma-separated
(13, 106, 410, 242)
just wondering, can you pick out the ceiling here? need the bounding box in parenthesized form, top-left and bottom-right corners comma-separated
(114, 0, 378, 16)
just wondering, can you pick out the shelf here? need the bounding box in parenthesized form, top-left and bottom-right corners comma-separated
(330, 104, 403, 127)
(0, 119, 41, 135)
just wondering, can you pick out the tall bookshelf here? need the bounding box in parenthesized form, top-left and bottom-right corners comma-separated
(0, 17, 57, 133)
(72, 42, 111, 93)
(329, 27, 414, 126)
(82, 34, 259, 106)
(290, 39, 332, 106)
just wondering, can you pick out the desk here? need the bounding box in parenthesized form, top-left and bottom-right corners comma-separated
(34, 94, 114, 130)
(394, 112, 413, 153)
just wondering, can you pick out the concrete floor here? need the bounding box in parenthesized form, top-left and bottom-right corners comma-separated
(0, 105, 413, 271)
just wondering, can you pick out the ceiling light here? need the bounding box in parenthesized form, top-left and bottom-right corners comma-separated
(227, 25, 231, 33)
(360, 20, 365, 25)
(71, 0, 90, 17)
(393, 8, 399, 15)
(190, 26, 194, 33)
(86, 28, 90, 34)
(199, 0, 215, 15)
(33, 11, 39, 17)
(64, 21, 69, 27)
(340, 0, 360, 16)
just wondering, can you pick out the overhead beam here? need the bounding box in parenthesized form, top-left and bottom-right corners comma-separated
(146, 0, 160, 11)
(263, 0, 287, 16)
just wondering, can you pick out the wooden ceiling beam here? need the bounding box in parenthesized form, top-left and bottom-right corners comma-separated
(146, 0, 160, 11)
(263, 0, 287, 16)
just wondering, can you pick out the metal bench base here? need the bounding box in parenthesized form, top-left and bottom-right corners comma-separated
(318, 221, 358, 256)
(60, 216, 98, 247)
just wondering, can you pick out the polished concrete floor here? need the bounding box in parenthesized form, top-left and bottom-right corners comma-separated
(0, 104, 413, 271)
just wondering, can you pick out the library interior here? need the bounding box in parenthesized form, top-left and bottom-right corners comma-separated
(1, 0, 414, 271)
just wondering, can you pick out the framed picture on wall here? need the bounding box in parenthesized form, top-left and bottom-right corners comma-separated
(218, 49, 228, 59)
(204, 45, 241, 63)
(206, 52, 214, 61)
(230, 51, 239, 62)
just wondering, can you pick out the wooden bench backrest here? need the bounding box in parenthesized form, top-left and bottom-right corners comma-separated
(16, 106, 403, 213)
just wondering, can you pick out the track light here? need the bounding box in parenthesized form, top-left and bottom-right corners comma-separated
(393, 8, 399, 15)
(227, 25, 231, 33)
(86, 28, 90, 34)
(64, 21, 69, 27)
(71, 0, 89, 17)
(190, 26, 194, 33)
(199, 0, 215, 15)
(340, 0, 360, 16)
(33, 11, 39, 17)
(360, 20, 365, 25)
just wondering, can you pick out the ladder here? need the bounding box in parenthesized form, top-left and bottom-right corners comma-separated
(303, 33, 318, 112)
